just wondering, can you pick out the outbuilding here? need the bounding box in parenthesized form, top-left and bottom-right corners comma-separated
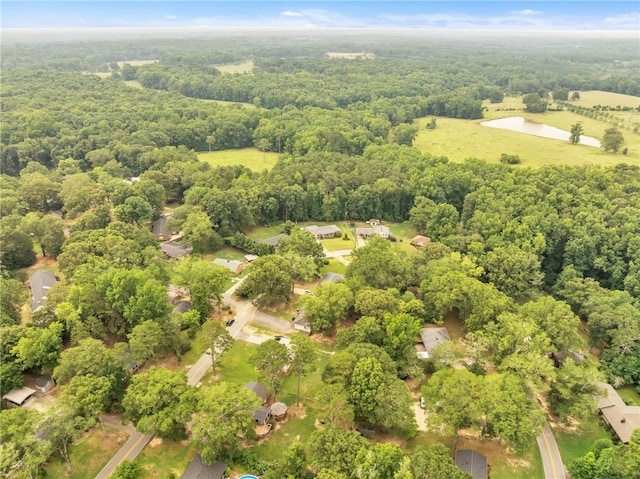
(455, 450, 488, 479)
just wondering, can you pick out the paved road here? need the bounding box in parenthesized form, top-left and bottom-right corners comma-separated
(95, 431, 152, 479)
(95, 277, 295, 478)
(536, 423, 566, 479)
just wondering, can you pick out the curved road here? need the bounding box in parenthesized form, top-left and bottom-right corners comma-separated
(536, 423, 566, 479)
(96, 277, 286, 479)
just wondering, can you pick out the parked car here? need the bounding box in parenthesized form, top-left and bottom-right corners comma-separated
(420, 396, 426, 409)
(304, 289, 312, 294)
(226, 318, 236, 327)
(274, 335, 284, 341)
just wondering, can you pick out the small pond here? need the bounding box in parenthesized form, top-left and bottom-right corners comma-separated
(481, 116, 601, 147)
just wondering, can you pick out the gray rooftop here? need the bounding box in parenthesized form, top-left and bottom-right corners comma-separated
(256, 233, 288, 246)
(152, 215, 170, 236)
(213, 258, 244, 273)
(420, 327, 451, 356)
(304, 225, 341, 237)
(355, 224, 391, 237)
(181, 455, 227, 479)
(254, 405, 271, 423)
(319, 272, 346, 285)
(30, 269, 58, 312)
(455, 450, 488, 479)
(245, 381, 268, 402)
(160, 241, 193, 258)
(172, 301, 192, 314)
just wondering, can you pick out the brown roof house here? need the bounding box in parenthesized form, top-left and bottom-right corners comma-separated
(417, 327, 450, 359)
(455, 450, 488, 479)
(213, 258, 244, 275)
(304, 225, 341, 239)
(597, 382, 640, 443)
(181, 455, 227, 479)
(411, 235, 431, 248)
(30, 269, 58, 313)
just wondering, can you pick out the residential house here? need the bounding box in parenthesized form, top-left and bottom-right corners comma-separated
(319, 272, 345, 285)
(355, 224, 391, 238)
(152, 214, 174, 241)
(213, 258, 244, 275)
(172, 301, 192, 314)
(417, 327, 450, 359)
(181, 455, 227, 479)
(455, 450, 488, 479)
(304, 225, 341, 239)
(254, 405, 271, 425)
(597, 382, 640, 443)
(29, 269, 58, 313)
(292, 308, 312, 334)
(244, 254, 259, 262)
(256, 233, 288, 247)
(160, 241, 193, 259)
(245, 381, 268, 405)
(410, 235, 431, 248)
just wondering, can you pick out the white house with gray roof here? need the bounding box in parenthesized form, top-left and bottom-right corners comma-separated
(29, 269, 58, 312)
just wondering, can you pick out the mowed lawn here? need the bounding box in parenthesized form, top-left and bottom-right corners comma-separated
(214, 60, 254, 74)
(414, 96, 640, 167)
(198, 148, 280, 171)
(45, 426, 128, 479)
(554, 418, 611, 468)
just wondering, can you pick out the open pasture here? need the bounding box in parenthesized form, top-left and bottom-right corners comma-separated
(214, 60, 254, 74)
(414, 105, 640, 167)
(198, 148, 280, 171)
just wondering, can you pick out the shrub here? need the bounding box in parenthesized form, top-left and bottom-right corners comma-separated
(500, 153, 521, 164)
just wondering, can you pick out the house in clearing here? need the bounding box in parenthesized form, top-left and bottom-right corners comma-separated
(181, 455, 227, 479)
(213, 258, 244, 275)
(160, 241, 193, 259)
(411, 235, 431, 248)
(245, 381, 268, 405)
(455, 450, 488, 479)
(597, 382, 640, 444)
(292, 308, 312, 334)
(30, 269, 58, 313)
(356, 224, 391, 239)
(152, 214, 176, 241)
(304, 225, 341, 239)
(417, 327, 450, 359)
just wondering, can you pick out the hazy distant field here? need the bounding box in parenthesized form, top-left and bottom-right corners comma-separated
(214, 60, 254, 74)
(414, 92, 640, 167)
(198, 147, 279, 171)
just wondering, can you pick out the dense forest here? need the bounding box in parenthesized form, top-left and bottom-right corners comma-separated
(1, 31, 640, 479)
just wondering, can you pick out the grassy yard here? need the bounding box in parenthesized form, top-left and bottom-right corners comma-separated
(321, 235, 355, 252)
(571, 90, 640, 109)
(135, 438, 195, 479)
(320, 258, 348, 275)
(554, 418, 611, 468)
(45, 426, 128, 479)
(209, 245, 247, 262)
(414, 100, 640, 167)
(245, 224, 285, 240)
(198, 148, 280, 172)
(617, 385, 640, 406)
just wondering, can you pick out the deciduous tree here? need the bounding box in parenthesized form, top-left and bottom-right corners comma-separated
(250, 339, 290, 400)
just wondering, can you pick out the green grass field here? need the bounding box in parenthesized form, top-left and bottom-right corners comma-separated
(617, 385, 640, 406)
(196, 98, 256, 108)
(414, 91, 640, 167)
(554, 418, 611, 468)
(136, 439, 195, 479)
(572, 90, 640, 109)
(320, 258, 348, 275)
(45, 426, 128, 479)
(321, 236, 355, 252)
(214, 60, 254, 74)
(198, 148, 280, 171)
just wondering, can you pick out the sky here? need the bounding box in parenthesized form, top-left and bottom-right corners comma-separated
(1, 1, 639, 31)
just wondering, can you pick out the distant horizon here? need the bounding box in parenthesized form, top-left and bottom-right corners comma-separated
(2, 1, 639, 32)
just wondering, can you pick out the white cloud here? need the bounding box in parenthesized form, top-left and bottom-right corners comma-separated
(603, 11, 640, 27)
(511, 9, 543, 15)
(281, 11, 303, 17)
